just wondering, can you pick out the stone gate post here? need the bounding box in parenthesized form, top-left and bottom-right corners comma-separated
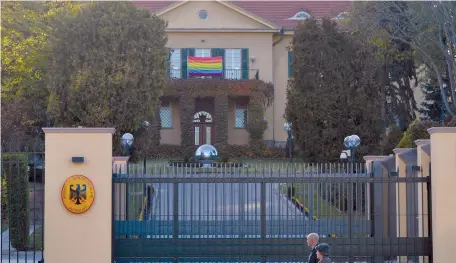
(428, 127, 456, 262)
(43, 127, 115, 263)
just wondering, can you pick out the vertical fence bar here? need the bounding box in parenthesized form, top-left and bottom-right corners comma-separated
(260, 182, 266, 239)
(173, 182, 179, 239)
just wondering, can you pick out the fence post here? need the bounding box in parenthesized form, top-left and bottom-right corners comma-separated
(173, 182, 179, 239)
(347, 181, 353, 263)
(43, 127, 114, 263)
(428, 127, 456, 263)
(261, 182, 266, 239)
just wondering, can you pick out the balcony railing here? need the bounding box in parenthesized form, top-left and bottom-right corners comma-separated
(168, 68, 259, 80)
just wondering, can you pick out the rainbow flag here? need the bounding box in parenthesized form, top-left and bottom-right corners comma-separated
(187, 56, 223, 77)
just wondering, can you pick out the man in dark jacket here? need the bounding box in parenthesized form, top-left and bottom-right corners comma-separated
(306, 233, 320, 263)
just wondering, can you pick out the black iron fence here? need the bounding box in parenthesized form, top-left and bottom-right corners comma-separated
(1, 142, 44, 263)
(168, 68, 259, 80)
(112, 162, 432, 263)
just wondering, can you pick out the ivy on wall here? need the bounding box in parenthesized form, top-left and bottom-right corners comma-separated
(157, 78, 274, 158)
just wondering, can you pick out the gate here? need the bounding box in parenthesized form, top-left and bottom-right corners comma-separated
(1, 141, 45, 263)
(112, 162, 432, 263)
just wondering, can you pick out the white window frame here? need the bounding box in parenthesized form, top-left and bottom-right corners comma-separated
(195, 49, 212, 79)
(170, 48, 181, 79)
(160, 105, 173, 128)
(225, 49, 241, 80)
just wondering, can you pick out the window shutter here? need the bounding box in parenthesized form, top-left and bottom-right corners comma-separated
(212, 48, 225, 78)
(241, 48, 249, 80)
(181, 48, 195, 79)
(181, 49, 188, 79)
(288, 51, 293, 77)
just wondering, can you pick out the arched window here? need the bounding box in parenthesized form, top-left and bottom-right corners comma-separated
(289, 11, 311, 20)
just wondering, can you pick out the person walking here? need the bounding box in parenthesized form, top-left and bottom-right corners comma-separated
(306, 233, 319, 263)
(315, 243, 332, 263)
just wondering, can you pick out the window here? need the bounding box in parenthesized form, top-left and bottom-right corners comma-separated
(195, 48, 211, 57)
(235, 103, 248, 128)
(198, 10, 208, 20)
(225, 49, 242, 80)
(288, 11, 311, 20)
(170, 49, 181, 79)
(160, 102, 172, 128)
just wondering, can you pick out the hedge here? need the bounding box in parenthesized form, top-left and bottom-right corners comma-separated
(148, 144, 287, 160)
(2, 154, 30, 250)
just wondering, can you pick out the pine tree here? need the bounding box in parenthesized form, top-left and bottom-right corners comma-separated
(419, 70, 449, 121)
(419, 83, 445, 121)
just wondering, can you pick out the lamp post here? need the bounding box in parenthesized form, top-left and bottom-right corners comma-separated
(141, 121, 151, 172)
(121, 133, 134, 156)
(284, 122, 294, 198)
(343, 134, 361, 166)
(284, 122, 293, 164)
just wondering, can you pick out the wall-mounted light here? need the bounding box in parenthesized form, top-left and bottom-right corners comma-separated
(250, 56, 256, 63)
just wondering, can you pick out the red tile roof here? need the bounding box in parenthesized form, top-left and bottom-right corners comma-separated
(133, 1, 352, 29)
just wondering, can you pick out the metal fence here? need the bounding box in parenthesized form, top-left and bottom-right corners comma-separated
(1, 142, 45, 263)
(112, 162, 432, 263)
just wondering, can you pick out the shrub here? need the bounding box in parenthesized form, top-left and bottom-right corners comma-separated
(2, 154, 30, 250)
(380, 125, 404, 154)
(147, 144, 286, 160)
(396, 117, 456, 149)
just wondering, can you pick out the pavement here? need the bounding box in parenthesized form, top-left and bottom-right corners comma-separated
(1, 251, 42, 263)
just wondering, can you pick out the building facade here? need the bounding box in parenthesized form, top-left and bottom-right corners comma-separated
(135, 1, 351, 147)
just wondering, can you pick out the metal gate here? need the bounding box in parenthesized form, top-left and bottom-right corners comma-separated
(112, 162, 432, 263)
(1, 142, 45, 263)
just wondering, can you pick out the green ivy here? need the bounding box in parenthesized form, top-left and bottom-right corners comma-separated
(152, 78, 274, 158)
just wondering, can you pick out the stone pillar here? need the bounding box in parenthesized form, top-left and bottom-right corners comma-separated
(180, 96, 195, 149)
(43, 127, 114, 263)
(214, 95, 229, 145)
(415, 140, 430, 238)
(428, 127, 456, 263)
(113, 157, 129, 221)
(415, 139, 430, 263)
(393, 148, 411, 240)
(364, 156, 389, 221)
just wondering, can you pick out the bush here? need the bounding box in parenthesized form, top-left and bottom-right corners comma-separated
(396, 117, 456, 148)
(147, 144, 286, 160)
(380, 125, 404, 154)
(2, 154, 30, 250)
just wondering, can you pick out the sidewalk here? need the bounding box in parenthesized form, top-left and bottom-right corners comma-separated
(1, 225, 41, 255)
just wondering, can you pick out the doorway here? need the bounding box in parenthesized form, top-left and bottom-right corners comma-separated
(193, 111, 214, 146)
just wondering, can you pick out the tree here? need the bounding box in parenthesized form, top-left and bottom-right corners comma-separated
(1, 2, 84, 142)
(285, 18, 384, 162)
(45, 2, 168, 153)
(347, 2, 418, 129)
(349, 1, 456, 116)
(419, 69, 450, 121)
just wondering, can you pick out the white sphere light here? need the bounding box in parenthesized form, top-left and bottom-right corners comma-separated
(344, 135, 360, 149)
(284, 122, 292, 132)
(121, 133, 134, 147)
(142, 121, 151, 128)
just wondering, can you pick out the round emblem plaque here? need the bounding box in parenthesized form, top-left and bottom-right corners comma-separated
(61, 175, 95, 214)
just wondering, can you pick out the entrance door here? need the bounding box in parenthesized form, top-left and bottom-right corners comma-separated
(194, 124, 212, 146)
(193, 111, 214, 146)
